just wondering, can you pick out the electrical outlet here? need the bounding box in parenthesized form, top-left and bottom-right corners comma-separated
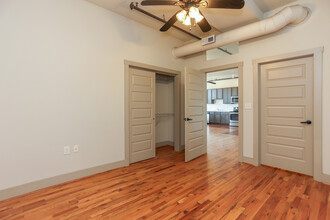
(64, 146, 70, 155)
(73, 145, 79, 153)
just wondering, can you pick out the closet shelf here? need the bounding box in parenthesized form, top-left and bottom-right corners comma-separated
(156, 113, 174, 117)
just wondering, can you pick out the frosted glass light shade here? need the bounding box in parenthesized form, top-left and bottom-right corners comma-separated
(189, 6, 199, 19)
(176, 10, 187, 22)
(183, 15, 191, 25)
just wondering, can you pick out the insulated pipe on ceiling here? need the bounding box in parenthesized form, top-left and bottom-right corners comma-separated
(172, 5, 309, 58)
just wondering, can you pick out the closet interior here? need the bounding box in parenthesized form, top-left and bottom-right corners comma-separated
(155, 73, 175, 150)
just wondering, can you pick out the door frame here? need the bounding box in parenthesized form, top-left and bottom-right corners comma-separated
(253, 47, 324, 182)
(201, 62, 244, 162)
(124, 60, 182, 164)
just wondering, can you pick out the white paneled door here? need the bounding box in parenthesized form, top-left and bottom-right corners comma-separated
(260, 56, 314, 175)
(129, 68, 155, 164)
(184, 67, 207, 162)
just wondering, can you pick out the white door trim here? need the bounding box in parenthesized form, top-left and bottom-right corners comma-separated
(201, 62, 244, 162)
(124, 60, 182, 165)
(253, 47, 324, 182)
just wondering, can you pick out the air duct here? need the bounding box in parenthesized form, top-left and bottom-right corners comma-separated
(172, 5, 309, 58)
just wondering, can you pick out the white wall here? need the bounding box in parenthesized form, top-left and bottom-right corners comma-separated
(206, 42, 239, 61)
(185, 0, 330, 175)
(0, 0, 184, 191)
(156, 80, 174, 145)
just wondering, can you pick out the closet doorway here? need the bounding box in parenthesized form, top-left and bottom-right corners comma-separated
(124, 61, 181, 164)
(156, 74, 175, 149)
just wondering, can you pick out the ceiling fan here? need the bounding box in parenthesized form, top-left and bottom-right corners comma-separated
(140, 0, 245, 32)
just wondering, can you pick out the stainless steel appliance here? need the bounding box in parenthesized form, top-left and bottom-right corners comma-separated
(231, 96, 239, 104)
(229, 107, 239, 127)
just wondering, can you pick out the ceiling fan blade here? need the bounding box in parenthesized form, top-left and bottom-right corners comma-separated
(198, 11, 212, 32)
(160, 12, 179, 32)
(205, 0, 245, 9)
(141, 0, 179, 6)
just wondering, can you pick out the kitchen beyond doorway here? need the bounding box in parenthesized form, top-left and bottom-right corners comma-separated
(202, 63, 244, 163)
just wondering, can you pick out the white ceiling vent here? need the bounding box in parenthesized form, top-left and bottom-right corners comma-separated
(202, 35, 216, 46)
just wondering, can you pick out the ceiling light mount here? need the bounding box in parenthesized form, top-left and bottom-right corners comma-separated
(176, 6, 204, 27)
(140, 0, 245, 32)
(129, 2, 201, 39)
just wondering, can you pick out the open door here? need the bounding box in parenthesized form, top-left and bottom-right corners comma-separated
(184, 67, 207, 162)
(129, 67, 156, 163)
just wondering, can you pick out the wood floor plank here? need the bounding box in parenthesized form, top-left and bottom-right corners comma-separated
(0, 125, 329, 219)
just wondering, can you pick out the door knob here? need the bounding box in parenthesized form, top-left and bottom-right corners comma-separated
(300, 120, 312, 125)
(184, 118, 193, 121)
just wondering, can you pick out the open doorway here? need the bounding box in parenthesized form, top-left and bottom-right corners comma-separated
(202, 63, 243, 162)
(124, 61, 181, 165)
(155, 74, 175, 154)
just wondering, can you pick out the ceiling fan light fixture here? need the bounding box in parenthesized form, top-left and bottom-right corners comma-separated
(195, 12, 204, 22)
(176, 6, 204, 27)
(189, 6, 199, 19)
(176, 10, 187, 22)
(183, 15, 191, 25)
(142, 0, 245, 33)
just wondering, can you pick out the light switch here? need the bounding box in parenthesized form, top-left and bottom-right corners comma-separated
(64, 146, 70, 155)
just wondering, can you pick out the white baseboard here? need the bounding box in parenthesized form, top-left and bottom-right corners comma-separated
(242, 156, 258, 166)
(241, 158, 330, 185)
(1, 157, 328, 202)
(178, 145, 185, 151)
(323, 173, 330, 184)
(0, 159, 128, 201)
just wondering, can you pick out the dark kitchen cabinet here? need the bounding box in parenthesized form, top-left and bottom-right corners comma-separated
(214, 112, 221, 124)
(208, 87, 238, 104)
(209, 112, 215, 123)
(216, 88, 223, 99)
(227, 88, 232, 103)
(232, 87, 238, 96)
(211, 89, 217, 100)
(208, 111, 230, 125)
(223, 88, 232, 104)
(223, 88, 228, 103)
(220, 112, 230, 125)
(207, 89, 212, 104)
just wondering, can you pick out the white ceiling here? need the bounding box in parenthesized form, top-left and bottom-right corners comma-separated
(253, 0, 298, 12)
(86, 0, 298, 41)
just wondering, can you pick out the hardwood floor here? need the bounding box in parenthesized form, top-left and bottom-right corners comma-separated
(0, 124, 329, 219)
